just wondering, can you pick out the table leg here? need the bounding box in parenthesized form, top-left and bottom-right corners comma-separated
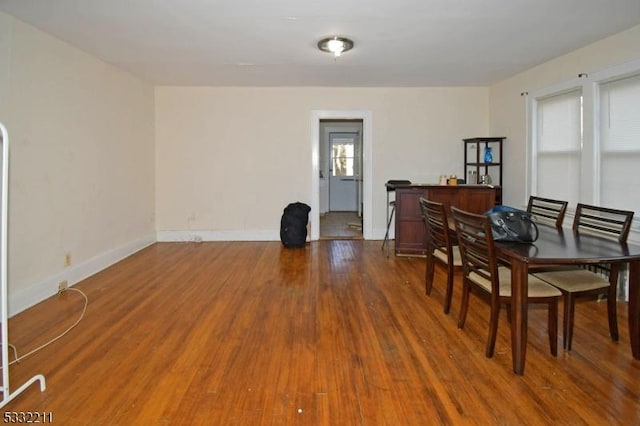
(628, 260, 640, 359)
(510, 260, 528, 375)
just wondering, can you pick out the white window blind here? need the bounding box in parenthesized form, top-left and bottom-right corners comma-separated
(529, 62, 640, 299)
(535, 89, 582, 205)
(599, 73, 640, 217)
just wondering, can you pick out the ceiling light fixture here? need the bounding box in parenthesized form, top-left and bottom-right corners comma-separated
(317, 36, 354, 57)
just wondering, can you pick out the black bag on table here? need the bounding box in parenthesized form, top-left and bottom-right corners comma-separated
(280, 202, 311, 248)
(484, 205, 539, 243)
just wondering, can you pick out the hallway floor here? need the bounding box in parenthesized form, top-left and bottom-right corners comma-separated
(319, 211, 362, 239)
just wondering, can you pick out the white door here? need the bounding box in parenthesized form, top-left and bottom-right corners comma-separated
(329, 133, 358, 211)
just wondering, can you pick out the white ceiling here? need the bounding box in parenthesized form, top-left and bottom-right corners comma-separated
(1, 0, 638, 86)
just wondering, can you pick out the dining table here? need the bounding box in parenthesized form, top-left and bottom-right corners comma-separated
(495, 224, 640, 374)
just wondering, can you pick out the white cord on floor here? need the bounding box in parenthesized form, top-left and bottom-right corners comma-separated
(1, 286, 88, 368)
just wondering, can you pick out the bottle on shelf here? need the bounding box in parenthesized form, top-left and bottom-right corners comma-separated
(467, 170, 478, 184)
(484, 146, 493, 164)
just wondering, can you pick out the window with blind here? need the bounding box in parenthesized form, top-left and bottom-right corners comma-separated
(529, 60, 640, 230)
(533, 89, 582, 206)
(599, 73, 640, 217)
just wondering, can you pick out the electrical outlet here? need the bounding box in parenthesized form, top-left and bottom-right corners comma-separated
(64, 253, 72, 267)
(58, 280, 68, 293)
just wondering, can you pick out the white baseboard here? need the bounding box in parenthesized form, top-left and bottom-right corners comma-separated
(156, 230, 280, 242)
(9, 234, 156, 317)
(157, 229, 387, 242)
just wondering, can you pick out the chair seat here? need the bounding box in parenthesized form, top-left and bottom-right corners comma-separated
(433, 246, 463, 266)
(534, 269, 609, 293)
(470, 267, 562, 298)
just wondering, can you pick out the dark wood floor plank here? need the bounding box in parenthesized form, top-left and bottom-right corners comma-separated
(3, 240, 640, 424)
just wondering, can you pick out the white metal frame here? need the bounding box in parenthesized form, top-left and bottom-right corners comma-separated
(0, 122, 45, 408)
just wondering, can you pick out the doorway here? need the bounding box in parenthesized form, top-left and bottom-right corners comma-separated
(318, 120, 363, 239)
(311, 110, 373, 241)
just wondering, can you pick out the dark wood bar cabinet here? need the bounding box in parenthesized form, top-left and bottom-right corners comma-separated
(393, 184, 500, 256)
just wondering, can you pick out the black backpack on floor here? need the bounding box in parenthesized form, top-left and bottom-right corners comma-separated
(280, 202, 311, 248)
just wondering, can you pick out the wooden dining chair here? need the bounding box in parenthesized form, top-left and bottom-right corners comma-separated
(451, 206, 562, 358)
(526, 196, 568, 229)
(534, 203, 635, 350)
(419, 197, 462, 314)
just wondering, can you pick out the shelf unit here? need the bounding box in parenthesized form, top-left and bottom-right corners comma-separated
(463, 137, 504, 204)
(463, 137, 504, 185)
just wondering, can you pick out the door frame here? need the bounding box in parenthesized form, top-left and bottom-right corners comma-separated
(311, 110, 373, 240)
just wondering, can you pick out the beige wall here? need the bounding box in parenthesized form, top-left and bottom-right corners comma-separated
(0, 12, 156, 314)
(3, 9, 636, 315)
(489, 25, 640, 207)
(155, 86, 488, 240)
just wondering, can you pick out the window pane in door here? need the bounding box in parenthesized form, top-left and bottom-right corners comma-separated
(332, 143, 354, 177)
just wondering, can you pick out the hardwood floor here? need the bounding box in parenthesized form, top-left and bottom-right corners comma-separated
(3, 241, 640, 424)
